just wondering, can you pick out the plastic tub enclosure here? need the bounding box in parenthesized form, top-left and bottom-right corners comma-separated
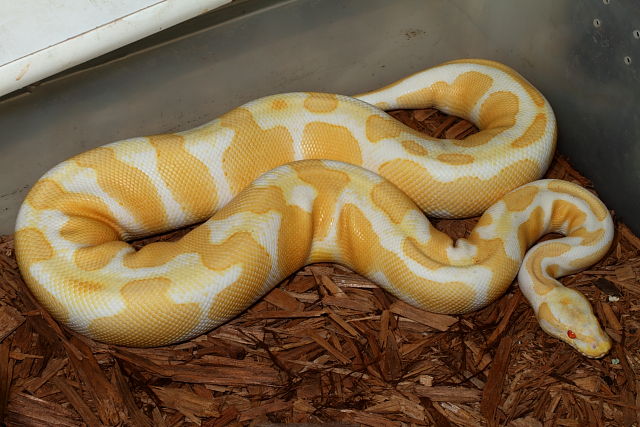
(0, 0, 638, 234)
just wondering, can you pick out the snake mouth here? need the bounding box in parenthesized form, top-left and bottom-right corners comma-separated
(570, 337, 612, 359)
(577, 349, 609, 359)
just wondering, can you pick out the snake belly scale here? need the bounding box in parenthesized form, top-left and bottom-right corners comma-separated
(14, 59, 614, 356)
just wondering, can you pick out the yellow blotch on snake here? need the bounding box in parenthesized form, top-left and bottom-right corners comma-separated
(452, 58, 546, 107)
(271, 98, 288, 110)
(291, 162, 351, 242)
(220, 108, 295, 194)
(517, 206, 546, 254)
(378, 158, 539, 215)
(550, 199, 587, 231)
(536, 302, 560, 326)
(366, 115, 402, 142)
(88, 278, 202, 346)
(503, 185, 540, 212)
(403, 236, 451, 270)
(149, 135, 219, 222)
(74, 147, 169, 232)
(452, 128, 504, 148)
(14, 228, 71, 323)
(511, 113, 547, 148)
(301, 122, 363, 165)
(303, 93, 339, 113)
(400, 139, 429, 156)
(476, 91, 519, 130)
(370, 181, 414, 224)
(14, 228, 54, 269)
(548, 180, 610, 222)
(25, 179, 119, 232)
(436, 153, 475, 165)
(525, 242, 573, 295)
(396, 71, 493, 117)
(74, 242, 129, 271)
(338, 203, 477, 313)
(365, 114, 429, 143)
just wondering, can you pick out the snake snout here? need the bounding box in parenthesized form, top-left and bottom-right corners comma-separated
(571, 330, 612, 359)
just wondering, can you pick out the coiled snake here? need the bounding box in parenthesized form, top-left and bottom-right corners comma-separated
(15, 59, 614, 357)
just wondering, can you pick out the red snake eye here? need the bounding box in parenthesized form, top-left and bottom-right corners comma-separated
(567, 330, 577, 339)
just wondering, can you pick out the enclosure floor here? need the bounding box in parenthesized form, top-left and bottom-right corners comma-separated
(0, 109, 638, 427)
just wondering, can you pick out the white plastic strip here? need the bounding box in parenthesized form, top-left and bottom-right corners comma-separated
(0, 0, 232, 97)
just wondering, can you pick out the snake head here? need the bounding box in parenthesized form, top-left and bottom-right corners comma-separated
(536, 286, 611, 358)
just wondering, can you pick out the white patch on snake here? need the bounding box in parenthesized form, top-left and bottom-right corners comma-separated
(14, 201, 36, 231)
(30, 210, 87, 265)
(325, 172, 497, 298)
(331, 171, 485, 288)
(358, 63, 555, 182)
(29, 262, 126, 332)
(183, 123, 236, 206)
(204, 211, 281, 266)
(168, 263, 242, 306)
(399, 210, 433, 245)
(474, 202, 504, 241)
(538, 248, 576, 277)
(116, 143, 188, 228)
(61, 167, 140, 233)
(355, 64, 460, 109)
(285, 184, 317, 213)
(446, 240, 478, 263)
(246, 95, 308, 160)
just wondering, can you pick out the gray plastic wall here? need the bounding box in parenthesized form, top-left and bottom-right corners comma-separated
(1, 0, 638, 234)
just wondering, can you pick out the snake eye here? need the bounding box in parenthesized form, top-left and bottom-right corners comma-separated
(567, 330, 577, 339)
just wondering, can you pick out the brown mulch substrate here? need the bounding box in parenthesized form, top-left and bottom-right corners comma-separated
(1, 109, 639, 427)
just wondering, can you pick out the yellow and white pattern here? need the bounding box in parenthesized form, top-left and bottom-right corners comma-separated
(14, 59, 613, 356)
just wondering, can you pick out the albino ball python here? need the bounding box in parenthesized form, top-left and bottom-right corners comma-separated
(14, 59, 614, 357)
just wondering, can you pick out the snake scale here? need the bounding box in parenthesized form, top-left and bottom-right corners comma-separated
(15, 59, 614, 357)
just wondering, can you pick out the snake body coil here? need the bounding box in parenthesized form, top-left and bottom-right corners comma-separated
(15, 59, 613, 356)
